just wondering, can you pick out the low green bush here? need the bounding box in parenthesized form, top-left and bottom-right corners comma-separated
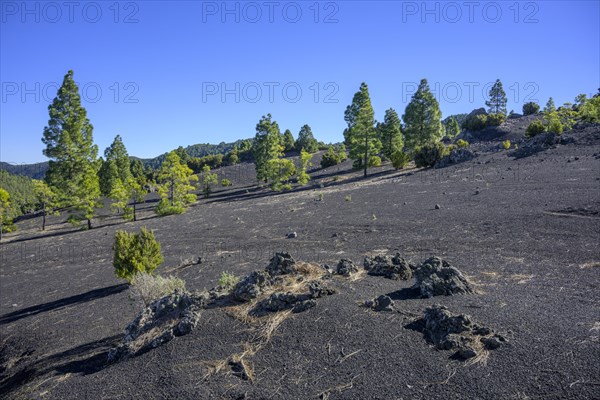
(526, 120, 546, 137)
(456, 139, 469, 148)
(221, 178, 232, 187)
(113, 227, 164, 283)
(463, 114, 488, 131)
(414, 143, 447, 168)
(502, 140, 511, 150)
(391, 150, 410, 170)
(368, 155, 382, 167)
(155, 199, 185, 216)
(486, 113, 505, 127)
(218, 271, 240, 292)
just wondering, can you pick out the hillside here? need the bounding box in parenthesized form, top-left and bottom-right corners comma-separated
(1, 120, 599, 399)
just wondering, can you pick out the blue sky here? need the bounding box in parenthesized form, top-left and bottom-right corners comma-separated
(1, 1, 598, 163)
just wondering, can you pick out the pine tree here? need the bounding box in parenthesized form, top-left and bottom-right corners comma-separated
(544, 97, 556, 114)
(445, 116, 461, 138)
(33, 180, 59, 231)
(130, 159, 145, 180)
(99, 158, 120, 196)
(104, 135, 132, 183)
(253, 114, 283, 182)
(402, 79, 443, 149)
(42, 70, 100, 229)
(201, 165, 218, 198)
(282, 129, 295, 152)
(344, 82, 381, 177)
(297, 150, 312, 185)
(295, 125, 319, 153)
(378, 108, 403, 160)
(0, 188, 10, 240)
(156, 151, 198, 215)
(486, 79, 508, 116)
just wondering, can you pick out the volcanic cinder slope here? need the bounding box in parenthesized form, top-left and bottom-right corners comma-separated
(1, 121, 599, 399)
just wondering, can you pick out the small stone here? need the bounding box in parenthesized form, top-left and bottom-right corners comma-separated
(287, 232, 298, 239)
(435, 204, 441, 210)
(372, 295, 394, 312)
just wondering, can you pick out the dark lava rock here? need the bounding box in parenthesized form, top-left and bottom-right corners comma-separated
(336, 259, 359, 277)
(108, 289, 205, 363)
(363, 254, 413, 280)
(371, 295, 394, 312)
(265, 252, 297, 276)
(418, 305, 506, 360)
(287, 232, 298, 239)
(434, 204, 441, 210)
(292, 299, 317, 313)
(233, 271, 270, 302)
(259, 292, 301, 312)
(413, 257, 475, 298)
(308, 280, 336, 298)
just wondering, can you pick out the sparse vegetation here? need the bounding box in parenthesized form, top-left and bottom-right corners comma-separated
(345, 195, 352, 201)
(113, 227, 164, 283)
(502, 140, 511, 150)
(486, 113, 506, 127)
(456, 139, 469, 148)
(156, 151, 198, 214)
(202, 165, 219, 197)
(218, 272, 240, 292)
(221, 178, 232, 187)
(130, 273, 186, 307)
(463, 113, 488, 131)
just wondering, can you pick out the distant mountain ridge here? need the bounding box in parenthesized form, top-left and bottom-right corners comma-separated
(1, 139, 250, 179)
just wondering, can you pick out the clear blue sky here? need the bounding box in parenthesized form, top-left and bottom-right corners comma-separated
(1, 1, 598, 163)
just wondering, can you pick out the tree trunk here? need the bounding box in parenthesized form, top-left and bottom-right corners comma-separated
(87, 218, 92, 230)
(42, 203, 46, 231)
(133, 201, 137, 222)
(363, 129, 368, 178)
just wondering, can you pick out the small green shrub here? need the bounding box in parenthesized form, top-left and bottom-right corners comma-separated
(502, 140, 511, 150)
(131, 273, 186, 307)
(463, 114, 488, 131)
(523, 102, 540, 115)
(456, 139, 469, 148)
(526, 120, 546, 137)
(218, 271, 240, 292)
(345, 195, 352, 202)
(414, 142, 447, 168)
(548, 118, 564, 134)
(486, 113, 505, 127)
(321, 147, 342, 168)
(113, 227, 164, 283)
(332, 176, 340, 182)
(318, 193, 324, 201)
(368, 156, 382, 167)
(155, 199, 185, 216)
(391, 150, 410, 170)
(446, 144, 456, 153)
(221, 178, 232, 187)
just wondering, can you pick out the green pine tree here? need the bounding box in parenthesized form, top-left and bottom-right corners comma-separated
(253, 114, 283, 182)
(282, 129, 296, 152)
(156, 151, 198, 215)
(33, 180, 59, 231)
(344, 82, 381, 177)
(402, 79, 444, 149)
(445, 116, 461, 138)
(485, 79, 508, 116)
(99, 158, 120, 196)
(378, 108, 404, 160)
(42, 70, 100, 229)
(544, 97, 557, 114)
(295, 125, 319, 153)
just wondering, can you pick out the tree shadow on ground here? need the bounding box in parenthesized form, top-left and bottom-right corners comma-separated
(0, 284, 129, 325)
(0, 334, 121, 397)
